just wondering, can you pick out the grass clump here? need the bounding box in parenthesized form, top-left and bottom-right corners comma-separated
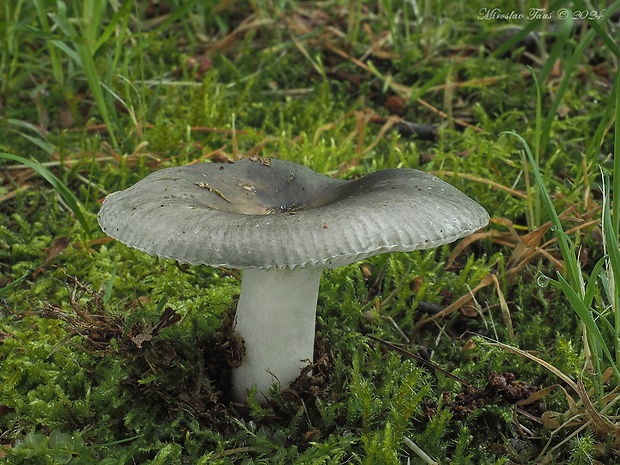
(2, 0, 620, 463)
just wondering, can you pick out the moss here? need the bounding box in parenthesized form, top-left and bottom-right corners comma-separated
(2, 0, 620, 463)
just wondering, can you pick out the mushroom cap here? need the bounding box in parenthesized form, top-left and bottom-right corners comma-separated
(98, 158, 489, 269)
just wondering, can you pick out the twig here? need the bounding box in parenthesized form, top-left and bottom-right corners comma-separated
(367, 335, 473, 388)
(369, 115, 436, 141)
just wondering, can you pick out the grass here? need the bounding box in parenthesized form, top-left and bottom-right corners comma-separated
(1, 0, 619, 463)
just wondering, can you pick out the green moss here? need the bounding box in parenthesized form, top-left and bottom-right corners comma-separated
(2, 0, 619, 462)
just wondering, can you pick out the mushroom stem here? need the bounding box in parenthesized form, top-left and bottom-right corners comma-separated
(232, 267, 322, 402)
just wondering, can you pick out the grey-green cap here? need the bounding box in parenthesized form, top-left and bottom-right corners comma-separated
(98, 158, 489, 269)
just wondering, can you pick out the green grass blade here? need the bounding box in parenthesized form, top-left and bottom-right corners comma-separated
(0, 152, 91, 236)
(602, 190, 620, 294)
(149, 0, 202, 35)
(539, 28, 595, 154)
(573, 0, 620, 59)
(0, 272, 29, 298)
(539, 5, 619, 154)
(584, 77, 617, 167)
(103, 262, 118, 305)
(532, 66, 542, 227)
(488, 0, 570, 59)
(76, 43, 119, 148)
(601, 175, 620, 369)
(501, 131, 582, 293)
(584, 255, 607, 310)
(48, 8, 77, 37)
(557, 273, 619, 378)
(12, 132, 55, 156)
(156, 297, 168, 313)
(49, 39, 81, 65)
(5, 118, 55, 155)
(44, 5, 120, 148)
(80, 0, 107, 49)
(612, 39, 620, 372)
(94, 0, 133, 55)
(32, 0, 65, 85)
(613, 55, 620, 244)
(537, 13, 572, 85)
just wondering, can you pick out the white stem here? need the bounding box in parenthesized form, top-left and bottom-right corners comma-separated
(232, 267, 322, 402)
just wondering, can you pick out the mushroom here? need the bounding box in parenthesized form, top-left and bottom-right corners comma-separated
(98, 158, 489, 401)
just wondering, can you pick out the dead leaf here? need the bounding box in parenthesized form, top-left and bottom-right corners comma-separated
(458, 297, 479, 318)
(43, 237, 71, 264)
(152, 307, 182, 334)
(384, 95, 407, 115)
(130, 331, 152, 349)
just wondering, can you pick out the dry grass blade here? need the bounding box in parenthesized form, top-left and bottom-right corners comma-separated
(576, 377, 620, 438)
(506, 222, 552, 270)
(491, 274, 514, 340)
(309, 109, 405, 175)
(487, 340, 578, 392)
(403, 436, 438, 465)
(362, 114, 401, 154)
(320, 41, 481, 132)
(242, 136, 281, 159)
(360, 23, 398, 61)
(367, 335, 473, 388)
(516, 384, 560, 407)
(446, 229, 503, 268)
(427, 68, 533, 92)
(0, 184, 32, 203)
(536, 382, 620, 461)
(433, 171, 527, 199)
(312, 110, 356, 146)
(455, 208, 601, 284)
(206, 16, 274, 54)
(486, 340, 620, 452)
(412, 274, 494, 336)
(290, 33, 323, 75)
